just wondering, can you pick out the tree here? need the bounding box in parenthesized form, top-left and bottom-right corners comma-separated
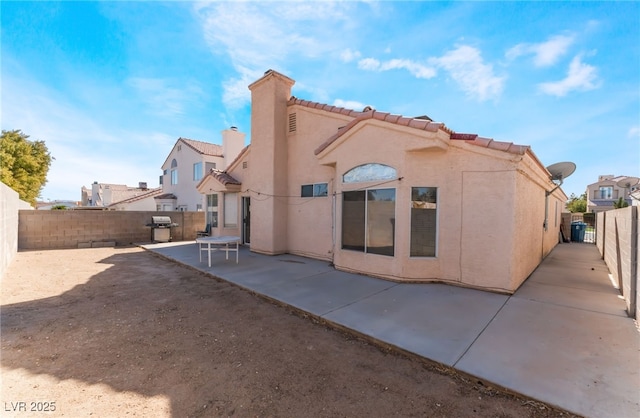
(0, 130, 53, 205)
(613, 197, 629, 209)
(566, 192, 587, 213)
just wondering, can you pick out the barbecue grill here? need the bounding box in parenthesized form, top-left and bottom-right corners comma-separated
(146, 216, 179, 243)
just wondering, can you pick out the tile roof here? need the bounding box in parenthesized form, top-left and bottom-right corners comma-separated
(450, 133, 530, 155)
(179, 138, 223, 156)
(208, 169, 241, 186)
(289, 97, 528, 157)
(108, 188, 163, 207)
(155, 193, 177, 200)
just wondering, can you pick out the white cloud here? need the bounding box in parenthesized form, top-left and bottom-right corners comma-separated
(340, 48, 361, 63)
(538, 55, 600, 96)
(357, 57, 436, 79)
(194, 2, 354, 109)
(506, 34, 575, 67)
(431, 45, 505, 101)
(628, 126, 640, 139)
(333, 99, 368, 111)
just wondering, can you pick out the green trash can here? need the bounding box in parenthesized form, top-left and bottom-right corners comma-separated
(571, 222, 586, 242)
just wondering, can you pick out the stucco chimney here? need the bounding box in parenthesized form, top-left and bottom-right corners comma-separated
(221, 126, 246, 169)
(247, 70, 295, 255)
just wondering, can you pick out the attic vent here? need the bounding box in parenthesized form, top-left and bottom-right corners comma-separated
(288, 113, 297, 133)
(243, 161, 248, 169)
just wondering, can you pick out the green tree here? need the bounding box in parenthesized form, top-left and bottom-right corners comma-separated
(613, 197, 629, 209)
(0, 129, 53, 205)
(566, 192, 587, 213)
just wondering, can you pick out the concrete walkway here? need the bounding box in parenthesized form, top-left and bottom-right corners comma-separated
(143, 241, 639, 418)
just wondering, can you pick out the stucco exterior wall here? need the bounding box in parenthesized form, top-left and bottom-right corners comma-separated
(18, 210, 205, 249)
(284, 106, 352, 260)
(1, 181, 32, 279)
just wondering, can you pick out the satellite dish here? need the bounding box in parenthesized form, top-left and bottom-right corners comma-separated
(546, 162, 576, 184)
(616, 176, 640, 189)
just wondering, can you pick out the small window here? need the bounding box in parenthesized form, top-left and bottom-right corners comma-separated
(193, 162, 203, 181)
(243, 161, 248, 169)
(224, 193, 238, 227)
(301, 183, 328, 197)
(410, 187, 437, 257)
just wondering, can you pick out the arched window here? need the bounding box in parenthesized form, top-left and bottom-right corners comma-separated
(343, 163, 396, 183)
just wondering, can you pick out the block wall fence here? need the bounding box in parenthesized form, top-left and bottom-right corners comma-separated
(596, 206, 639, 319)
(18, 210, 206, 250)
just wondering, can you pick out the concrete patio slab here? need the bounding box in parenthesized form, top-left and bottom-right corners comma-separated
(455, 296, 640, 418)
(323, 283, 509, 366)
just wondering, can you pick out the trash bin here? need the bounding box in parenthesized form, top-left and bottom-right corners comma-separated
(571, 222, 586, 243)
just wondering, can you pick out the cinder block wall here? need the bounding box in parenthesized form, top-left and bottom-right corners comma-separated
(598, 207, 638, 318)
(18, 211, 206, 250)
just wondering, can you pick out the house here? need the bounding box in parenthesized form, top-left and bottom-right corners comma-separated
(197, 70, 567, 294)
(586, 175, 638, 212)
(108, 187, 163, 211)
(158, 131, 245, 212)
(81, 182, 153, 207)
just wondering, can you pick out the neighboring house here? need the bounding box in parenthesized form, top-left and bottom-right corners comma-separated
(108, 187, 163, 211)
(196, 70, 567, 294)
(81, 182, 152, 207)
(586, 175, 638, 213)
(158, 131, 245, 212)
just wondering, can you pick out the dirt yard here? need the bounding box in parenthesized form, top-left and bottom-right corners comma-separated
(1, 247, 577, 417)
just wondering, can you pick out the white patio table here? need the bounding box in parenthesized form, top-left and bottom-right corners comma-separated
(195, 236, 241, 267)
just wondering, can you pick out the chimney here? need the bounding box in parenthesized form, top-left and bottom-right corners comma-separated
(247, 70, 295, 254)
(222, 126, 246, 169)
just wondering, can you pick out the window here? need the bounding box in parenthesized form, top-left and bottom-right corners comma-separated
(343, 163, 396, 183)
(342, 188, 395, 256)
(599, 186, 613, 199)
(193, 162, 203, 181)
(410, 187, 437, 257)
(224, 193, 238, 227)
(207, 194, 218, 227)
(301, 183, 328, 197)
(205, 162, 216, 172)
(170, 159, 178, 185)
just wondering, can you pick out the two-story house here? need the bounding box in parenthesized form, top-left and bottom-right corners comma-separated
(586, 175, 638, 213)
(158, 129, 245, 212)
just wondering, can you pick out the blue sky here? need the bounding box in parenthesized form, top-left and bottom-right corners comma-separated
(2, 1, 638, 202)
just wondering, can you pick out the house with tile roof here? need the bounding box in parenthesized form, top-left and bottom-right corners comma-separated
(81, 182, 153, 208)
(107, 187, 163, 211)
(159, 130, 245, 213)
(196, 70, 567, 293)
(586, 175, 638, 213)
